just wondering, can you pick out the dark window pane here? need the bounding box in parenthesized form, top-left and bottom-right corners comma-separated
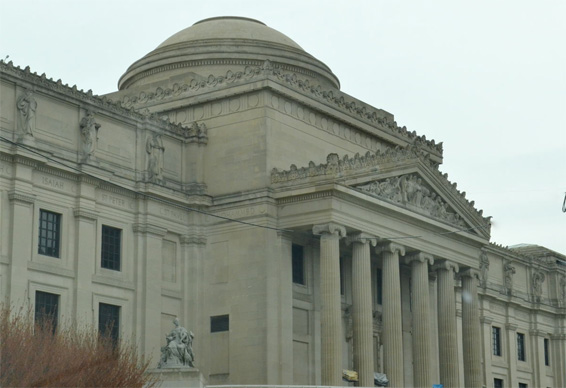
(38, 210, 61, 257)
(494, 378, 503, 388)
(340, 257, 345, 295)
(492, 326, 501, 356)
(517, 333, 526, 361)
(35, 291, 59, 333)
(101, 225, 121, 271)
(292, 244, 305, 285)
(210, 315, 229, 332)
(99, 303, 120, 345)
(519, 383, 528, 388)
(544, 338, 550, 366)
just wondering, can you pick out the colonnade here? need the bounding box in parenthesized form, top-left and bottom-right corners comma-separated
(313, 223, 483, 388)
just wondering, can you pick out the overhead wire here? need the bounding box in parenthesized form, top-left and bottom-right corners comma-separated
(2, 135, 492, 241)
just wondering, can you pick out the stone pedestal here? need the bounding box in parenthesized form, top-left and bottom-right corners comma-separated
(147, 367, 205, 388)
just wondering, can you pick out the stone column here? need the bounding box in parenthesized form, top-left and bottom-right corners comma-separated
(460, 269, 483, 388)
(479, 316, 493, 387)
(313, 223, 346, 386)
(378, 242, 405, 388)
(405, 252, 434, 388)
(347, 233, 378, 387)
(506, 323, 518, 388)
(434, 260, 460, 388)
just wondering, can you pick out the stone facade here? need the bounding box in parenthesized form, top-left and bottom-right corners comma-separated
(1, 16, 564, 388)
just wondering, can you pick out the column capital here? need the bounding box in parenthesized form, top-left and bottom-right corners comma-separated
(405, 252, 434, 266)
(505, 323, 518, 331)
(73, 208, 98, 220)
(180, 234, 207, 246)
(459, 268, 481, 280)
(529, 329, 547, 337)
(8, 190, 36, 204)
(346, 232, 378, 247)
(313, 223, 346, 239)
(377, 242, 405, 256)
(480, 316, 493, 324)
(132, 223, 168, 237)
(432, 259, 459, 273)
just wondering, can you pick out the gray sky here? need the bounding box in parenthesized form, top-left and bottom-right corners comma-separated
(1, 0, 565, 253)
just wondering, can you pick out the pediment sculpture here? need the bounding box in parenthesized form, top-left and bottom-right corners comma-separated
(158, 318, 195, 368)
(355, 174, 468, 229)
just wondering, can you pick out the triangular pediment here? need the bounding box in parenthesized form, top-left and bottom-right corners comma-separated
(352, 172, 481, 233)
(271, 146, 491, 238)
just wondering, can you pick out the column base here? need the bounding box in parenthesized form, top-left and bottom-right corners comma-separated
(147, 367, 206, 388)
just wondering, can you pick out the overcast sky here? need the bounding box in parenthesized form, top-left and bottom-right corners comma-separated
(1, 0, 565, 253)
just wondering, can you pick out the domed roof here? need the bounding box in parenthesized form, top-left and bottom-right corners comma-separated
(118, 17, 339, 90)
(157, 17, 303, 51)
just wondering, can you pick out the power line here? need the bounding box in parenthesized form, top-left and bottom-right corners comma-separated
(1, 135, 491, 242)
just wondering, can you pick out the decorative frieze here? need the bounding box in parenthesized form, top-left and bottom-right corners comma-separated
(117, 59, 442, 155)
(356, 173, 468, 229)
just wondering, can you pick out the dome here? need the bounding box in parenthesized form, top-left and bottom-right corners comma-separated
(118, 17, 340, 90)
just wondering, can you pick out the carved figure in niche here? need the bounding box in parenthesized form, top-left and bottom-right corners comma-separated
(16, 90, 37, 137)
(146, 132, 164, 182)
(79, 111, 100, 159)
(479, 250, 490, 287)
(158, 318, 195, 368)
(503, 262, 516, 294)
(532, 271, 545, 302)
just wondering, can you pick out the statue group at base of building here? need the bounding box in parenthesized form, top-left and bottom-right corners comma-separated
(158, 318, 195, 369)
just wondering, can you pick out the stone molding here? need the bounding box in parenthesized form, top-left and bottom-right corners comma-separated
(117, 60, 442, 156)
(479, 316, 493, 324)
(345, 232, 378, 246)
(132, 223, 168, 237)
(0, 60, 197, 142)
(433, 260, 460, 273)
(8, 190, 36, 204)
(180, 235, 207, 246)
(459, 268, 481, 280)
(312, 223, 346, 239)
(377, 242, 406, 256)
(405, 252, 434, 266)
(73, 208, 99, 220)
(505, 323, 518, 331)
(528, 329, 548, 337)
(271, 147, 491, 233)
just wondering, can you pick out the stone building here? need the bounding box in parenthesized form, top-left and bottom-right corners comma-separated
(0, 16, 564, 388)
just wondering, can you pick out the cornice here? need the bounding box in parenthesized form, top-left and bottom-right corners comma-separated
(117, 60, 442, 155)
(0, 60, 196, 142)
(132, 223, 168, 237)
(73, 208, 99, 220)
(180, 234, 207, 246)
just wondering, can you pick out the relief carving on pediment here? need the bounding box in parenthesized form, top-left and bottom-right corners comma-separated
(355, 174, 467, 228)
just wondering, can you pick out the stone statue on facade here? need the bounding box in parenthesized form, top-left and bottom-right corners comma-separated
(479, 249, 490, 288)
(503, 262, 516, 295)
(532, 271, 545, 302)
(80, 111, 100, 160)
(158, 318, 195, 368)
(560, 275, 566, 305)
(146, 132, 164, 182)
(16, 89, 37, 138)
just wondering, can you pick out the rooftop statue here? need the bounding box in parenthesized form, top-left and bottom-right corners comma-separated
(158, 318, 195, 368)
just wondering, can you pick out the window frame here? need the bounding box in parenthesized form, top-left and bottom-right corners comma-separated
(517, 332, 526, 361)
(34, 290, 60, 333)
(292, 244, 306, 285)
(101, 224, 122, 271)
(544, 338, 550, 366)
(492, 326, 502, 356)
(210, 314, 230, 333)
(38, 209, 62, 258)
(98, 302, 121, 345)
(493, 377, 504, 388)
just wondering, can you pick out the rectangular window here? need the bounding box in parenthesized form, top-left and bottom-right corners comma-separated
(38, 210, 61, 257)
(101, 225, 121, 271)
(35, 291, 59, 333)
(376, 268, 383, 305)
(493, 378, 504, 388)
(519, 383, 528, 388)
(292, 244, 305, 285)
(492, 326, 502, 356)
(544, 338, 550, 366)
(517, 332, 526, 361)
(99, 303, 120, 345)
(210, 314, 229, 332)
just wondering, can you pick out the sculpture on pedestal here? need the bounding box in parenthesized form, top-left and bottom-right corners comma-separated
(158, 318, 195, 368)
(16, 89, 37, 138)
(80, 110, 100, 160)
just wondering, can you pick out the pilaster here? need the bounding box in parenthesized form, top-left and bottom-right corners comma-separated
(72, 208, 98, 321)
(460, 268, 482, 388)
(505, 322, 518, 388)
